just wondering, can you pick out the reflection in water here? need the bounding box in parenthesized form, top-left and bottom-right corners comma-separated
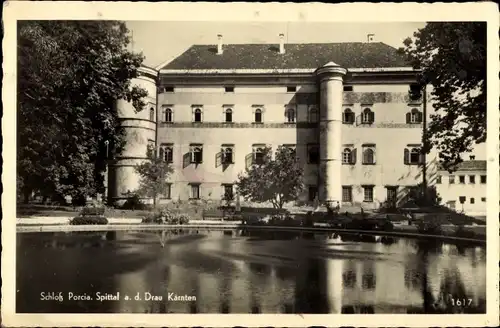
(16, 230, 486, 314)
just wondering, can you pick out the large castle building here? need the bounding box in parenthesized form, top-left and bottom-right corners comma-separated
(107, 35, 487, 214)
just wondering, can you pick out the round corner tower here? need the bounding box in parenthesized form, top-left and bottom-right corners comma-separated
(315, 62, 347, 211)
(108, 66, 158, 206)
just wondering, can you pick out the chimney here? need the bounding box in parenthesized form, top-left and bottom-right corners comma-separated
(217, 34, 223, 55)
(279, 33, 285, 54)
(367, 34, 375, 43)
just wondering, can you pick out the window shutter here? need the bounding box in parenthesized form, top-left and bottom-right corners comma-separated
(199, 149, 204, 162)
(183, 152, 191, 168)
(351, 148, 357, 164)
(406, 112, 411, 124)
(245, 153, 253, 169)
(215, 151, 222, 168)
(355, 114, 361, 126)
(418, 111, 423, 123)
(404, 148, 409, 165)
(419, 152, 425, 165)
(372, 148, 376, 164)
(369, 111, 375, 124)
(159, 147, 165, 161)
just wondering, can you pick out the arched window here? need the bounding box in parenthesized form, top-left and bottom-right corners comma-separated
(224, 108, 233, 123)
(193, 108, 203, 123)
(223, 147, 233, 164)
(361, 108, 374, 124)
(164, 108, 173, 123)
(342, 148, 353, 164)
(343, 108, 355, 124)
(254, 108, 263, 123)
(286, 108, 295, 123)
(149, 108, 155, 122)
(308, 107, 319, 123)
(163, 145, 173, 163)
(362, 148, 375, 165)
(253, 145, 266, 164)
(404, 147, 422, 165)
(406, 108, 422, 124)
(190, 144, 203, 164)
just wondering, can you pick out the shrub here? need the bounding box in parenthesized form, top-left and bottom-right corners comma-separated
(80, 206, 106, 216)
(454, 226, 477, 239)
(122, 194, 147, 210)
(70, 216, 108, 225)
(417, 221, 443, 235)
(141, 211, 190, 225)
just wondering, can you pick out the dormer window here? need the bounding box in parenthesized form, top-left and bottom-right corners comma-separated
(225, 86, 234, 93)
(361, 108, 375, 124)
(343, 108, 355, 124)
(192, 107, 203, 123)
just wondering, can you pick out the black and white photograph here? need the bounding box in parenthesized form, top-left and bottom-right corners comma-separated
(2, 2, 499, 327)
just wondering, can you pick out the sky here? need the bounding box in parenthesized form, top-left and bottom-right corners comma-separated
(125, 21, 426, 69)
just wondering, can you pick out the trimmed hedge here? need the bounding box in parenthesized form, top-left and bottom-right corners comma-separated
(70, 216, 108, 225)
(80, 206, 105, 216)
(141, 209, 189, 225)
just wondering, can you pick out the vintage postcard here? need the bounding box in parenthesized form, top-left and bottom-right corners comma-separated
(2, 1, 499, 327)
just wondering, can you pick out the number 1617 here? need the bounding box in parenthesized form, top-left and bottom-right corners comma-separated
(450, 297, 473, 306)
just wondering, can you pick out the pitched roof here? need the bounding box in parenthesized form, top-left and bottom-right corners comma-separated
(439, 160, 487, 172)
(161, 42, 410, 71)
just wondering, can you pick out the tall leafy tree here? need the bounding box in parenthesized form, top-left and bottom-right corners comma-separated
(134, 145, 174, 208)
(399, 22, 487, 171)
(18, 21, 148, 204)
(236, 146, 304, 210)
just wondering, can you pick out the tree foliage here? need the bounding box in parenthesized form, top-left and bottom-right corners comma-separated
(18, 21, 148, 204)
(399, 22, 486, 171)
(134, 145, 174, 208)
(236, 146, 304, 209)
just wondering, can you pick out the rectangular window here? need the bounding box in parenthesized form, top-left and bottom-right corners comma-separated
(342, 186, 353, 202)
(286, 86, 297, 92)
(164, 86, 175, 93)
(459, 175, 465, 184)
(480, 175, 486, 184)
(469, 175, 475, 184)
(449, 175, 455, 184)
(190, 184, 200, 200)
(222, 184, 234, 200)
(224, 86, 234, 93)
(363, 186, 374, 202)
(190, 144, 203, 164)
(308, 186, 318, 202)
(470, 197, 475, 204)
(307, 144, 320, 164)
(343, 86, 353, 92)
(386, 186, 398, 203)
(481, 197, 486, 202)
(436, 175, 442, 184)
(164, 183, 172, 199)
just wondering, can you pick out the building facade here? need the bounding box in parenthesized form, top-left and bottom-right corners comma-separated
(108, 35, 485, 212)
